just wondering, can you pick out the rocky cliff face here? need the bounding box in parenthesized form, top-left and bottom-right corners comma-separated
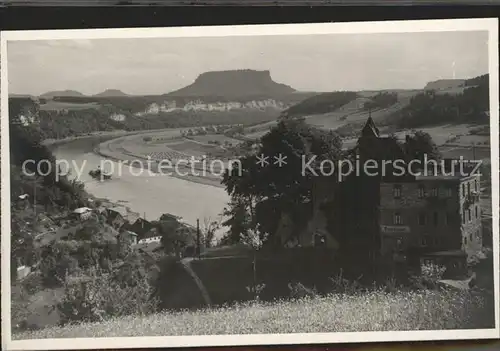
(136, 98, 288, 116)
(168, 69, 295, 98)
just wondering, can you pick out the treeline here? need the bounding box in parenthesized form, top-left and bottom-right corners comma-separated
(282, 91, 359, 117)
(386, 74, 489, 128)
(363, 92, 398, 111)
(10, 97, 283, 140)
(50, 93, 311, 112)
(40, 109, 280, 139)
(52, 96, 160, 114)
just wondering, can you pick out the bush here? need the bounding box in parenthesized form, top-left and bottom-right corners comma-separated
(410, 263, 446, 289)
(58, 265, 158, 325)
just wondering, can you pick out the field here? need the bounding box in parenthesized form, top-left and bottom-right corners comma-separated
(14, 288, 490, 339)
(303, 91, 417, 131)
(188, 134, 242, 146)
(39, 100, 101, 111)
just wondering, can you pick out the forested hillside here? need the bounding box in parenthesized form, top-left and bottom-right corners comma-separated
(385, 74, 489, 128)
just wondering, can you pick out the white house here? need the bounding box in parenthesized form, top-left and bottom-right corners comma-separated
(72, 207, 93, 220)
(138, 235, 161, 244)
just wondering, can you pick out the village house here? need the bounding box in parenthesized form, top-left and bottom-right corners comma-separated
(124, 217, 154, 238)
(354, 118, 481, 274)
(379, 171, 482, 259)
(106, 207, 127, 230)
(118, 229, 138, 246)
(137, 228, 162, 244)
(17, 194, 30, 210)
(71, 207, 93, 221)
(280, 117, 483, 277)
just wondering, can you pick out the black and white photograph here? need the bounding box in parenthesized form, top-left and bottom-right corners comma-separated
(1, 19, 499, 350)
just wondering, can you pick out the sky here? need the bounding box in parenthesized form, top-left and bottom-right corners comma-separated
(7, 30, 489, 96)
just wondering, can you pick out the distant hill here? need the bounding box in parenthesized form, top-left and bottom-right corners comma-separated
(424, 79, 465, 91)
(93, 89, 129, 97)
(40, 90, 86, 98)
(9, 93, 35, 98)
(167, 69, 296, 98)
(279, 73, 489, 135)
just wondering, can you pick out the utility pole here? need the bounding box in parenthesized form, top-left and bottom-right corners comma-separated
(196, 218, 201, 259)
(33, 177, 37, 219)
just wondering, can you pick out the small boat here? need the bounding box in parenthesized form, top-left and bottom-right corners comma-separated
(89, 168, 112, 181)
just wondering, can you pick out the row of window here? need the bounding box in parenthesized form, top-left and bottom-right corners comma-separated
(464, 229, 481, 245)
(418, 212, 457, 226)
(388, 235, 442, 250)
(462, 205, 480, 224)
(394, 212, 452, 226)
(392, 184, 451, 199)
(392, 179, 479, 199)
(462, 179, 479, 198)
(392, 205, 480, 226)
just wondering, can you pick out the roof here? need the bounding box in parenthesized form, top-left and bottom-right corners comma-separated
(159, 213, 182, 221)
(122, 230, 138, 237)
(73, 207, 92, 214)
(126, 211, 140, 223)
(361, 116, 380, 138)
(107, 206, 128, 217)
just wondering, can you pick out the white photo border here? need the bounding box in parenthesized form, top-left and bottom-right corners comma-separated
(1, 18, 499, 350)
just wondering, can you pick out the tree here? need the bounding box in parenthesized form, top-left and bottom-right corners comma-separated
(221, 197, 252, 245)
(404, 130, 441, 163)
(201, 216, 221, 248)
(157, 216, 194, 258)
(222, 119, 342, 247)
(240, 228, 268, 300)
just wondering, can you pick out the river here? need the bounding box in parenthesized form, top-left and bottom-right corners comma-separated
(52, 136, 230, 230)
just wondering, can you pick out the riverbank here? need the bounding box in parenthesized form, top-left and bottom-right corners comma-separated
(94, 132, 226, 189)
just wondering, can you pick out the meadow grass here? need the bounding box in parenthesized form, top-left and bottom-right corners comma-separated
(14, 288, 490, 339)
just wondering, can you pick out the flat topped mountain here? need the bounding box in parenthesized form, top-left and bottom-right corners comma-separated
(40, 90, 85, 98)
(94, 89, 129, 97)
(167, 69, 296, 98)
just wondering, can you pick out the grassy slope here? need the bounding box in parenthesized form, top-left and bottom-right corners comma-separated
(14, 288, 489, 339)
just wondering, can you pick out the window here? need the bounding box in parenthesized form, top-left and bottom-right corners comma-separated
(475, 206, 478, 218)
(444, 186, 452, 198)
(396, 238, 403, 250)
(445, 213, 452, 225)
(394, 212, 402, 225)
(433, 212, 439, 226)
(464, 236, 468, 245)
(469, 233, 473, 241)
(393, 184, 402, 199)
(468, 209, 472, 222)
(418, 184, 425, 198)
(430, 187, 438, 197)
(474, 179, 478, 192)
(462, 209, 466, 224)
(418, 212, 427, 225)
(467, 182, 471, 196)
(462, 184, 466, 197)
(421, 236, 428, 247)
